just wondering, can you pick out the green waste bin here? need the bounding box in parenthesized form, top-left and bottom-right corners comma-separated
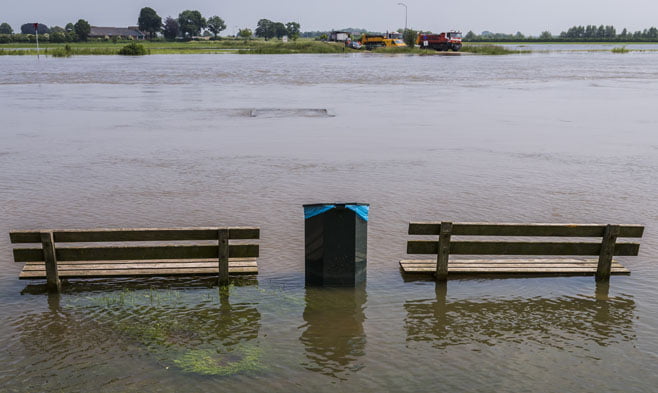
(303, 203, 369, 287)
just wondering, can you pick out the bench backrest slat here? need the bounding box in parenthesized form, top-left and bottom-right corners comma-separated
(408, 223, 644, 238)
(9, 226, 260, 292)
(407, 240, 640, 256)
(13, 244, 259, 262)
(9, 227, 259, 243)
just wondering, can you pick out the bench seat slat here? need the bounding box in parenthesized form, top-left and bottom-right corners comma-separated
(10, 227, 259, 243)
(22, 261, 258, 271)
(13, 244, 259, 262)
(407, 241, 640, 256)
(19, 266, 258, 279)
(19, 259, 258, 279)
(408, 223, 644, 237)
(402, 267, 630, 274)
(400, 258, 620, 265)
(401, 263, 625, 268)
(399, 258, 630, 275)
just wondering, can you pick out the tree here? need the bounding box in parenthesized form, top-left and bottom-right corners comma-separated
(178, 10, 206, 38)
(50, 31, 67, 43)
(21, 23, 49, 34)
(238, 28, 252, 40)
(206, 16, 226, 38)
(74, 19, 91, 41)
(648, 27, 658, 39)
(272, 22, 287, 38)
(464, 30, 476, 41)
(539, 31, 552, 40)
(138, 7, 162, 39)
(0, 22, 13, 34)
(285, 21, 300, 40)
(162, 17, 179, 40)
(255, 19, 274, 39)
(65, 23, 74, 32)
(50, 26, 65, 33)
(402, 29, 417, 47)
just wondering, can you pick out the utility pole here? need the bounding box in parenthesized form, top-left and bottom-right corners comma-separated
(397, 2, 408, 33)
(34, 22, 40, 59)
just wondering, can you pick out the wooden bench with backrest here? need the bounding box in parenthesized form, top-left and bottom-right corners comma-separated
(400, 222, 644, 281)
(10, 227, 260, 292)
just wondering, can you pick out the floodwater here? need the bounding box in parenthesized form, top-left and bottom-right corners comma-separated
(1, 49, 658, 392)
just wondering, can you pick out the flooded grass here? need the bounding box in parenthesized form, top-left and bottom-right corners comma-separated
(239, 41, 351, 54)
(0, 47, 120, 56)
(372, 46, 441, 55)
(173, 345, 264, 376)
(461, 44, 531, 55)
(611, 46, 630, 53)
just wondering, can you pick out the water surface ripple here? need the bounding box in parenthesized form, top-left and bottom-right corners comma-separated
(1, 51, 657, 392)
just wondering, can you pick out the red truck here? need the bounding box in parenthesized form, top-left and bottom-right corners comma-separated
(417, 31, 462, 51)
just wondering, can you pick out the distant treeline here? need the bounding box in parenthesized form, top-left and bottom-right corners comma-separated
(300, 28, 381, 38)
(0, 8, 301, 43)
(465, 25, 658, 42)
(0, 21, 90, 43)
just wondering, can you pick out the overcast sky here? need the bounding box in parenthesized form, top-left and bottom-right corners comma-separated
(3, 0, 657, 36)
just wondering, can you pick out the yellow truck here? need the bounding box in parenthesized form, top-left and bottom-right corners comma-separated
(360, 34, 407, 50)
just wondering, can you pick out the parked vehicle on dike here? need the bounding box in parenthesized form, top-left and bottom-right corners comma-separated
(360, 34, 407, 50)
(417, 31, 462, 51)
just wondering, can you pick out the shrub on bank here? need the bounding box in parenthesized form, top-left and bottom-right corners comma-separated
(51, 44, 73, 57)
(118, 42, 148, 55)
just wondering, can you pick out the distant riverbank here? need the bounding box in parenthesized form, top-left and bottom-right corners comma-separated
(0, 39, 528, 56)
(4, 39, 658, 57)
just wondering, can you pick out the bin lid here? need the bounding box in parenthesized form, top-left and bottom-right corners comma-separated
(303, 203, 370, 221)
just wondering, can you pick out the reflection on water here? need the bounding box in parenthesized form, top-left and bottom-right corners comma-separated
(20, 275, 258, 295)
(299, 286, 366, 379)
(10, 285, 263, 391)
(405, 282, 635, 349)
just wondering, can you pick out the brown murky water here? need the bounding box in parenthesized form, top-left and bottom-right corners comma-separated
(1, 51, 658, 392)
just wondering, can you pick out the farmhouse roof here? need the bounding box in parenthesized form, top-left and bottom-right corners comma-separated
(89, 26, 145, 37)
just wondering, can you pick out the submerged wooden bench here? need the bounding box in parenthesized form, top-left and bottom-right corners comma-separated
(400, 222, 644, 281)
(10, 227, 260, 292)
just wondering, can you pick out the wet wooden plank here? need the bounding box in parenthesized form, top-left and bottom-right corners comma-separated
(399, 258, 630, 275)
(10, 227, 259, 243)
(13, 244, 259, 262)
(400, 258, 620, 265)
(22, 261, 258, 271)
(407, 241, 640, 256)
(408, 223, 644, 238)
(19, 262, 258, 279)
(401, 267, 630, 274)
(24, 258, 257, 266)
(401, 262, 625, 268)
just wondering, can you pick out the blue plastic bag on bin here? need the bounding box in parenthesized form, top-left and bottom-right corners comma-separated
(304, 204, 369, 221)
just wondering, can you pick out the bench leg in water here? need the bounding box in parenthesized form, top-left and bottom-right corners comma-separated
(218, 228, 229, 286)
(40, 231, 61, 293)
(596, 224, 619, 282)
(435, 222, 452, 281)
